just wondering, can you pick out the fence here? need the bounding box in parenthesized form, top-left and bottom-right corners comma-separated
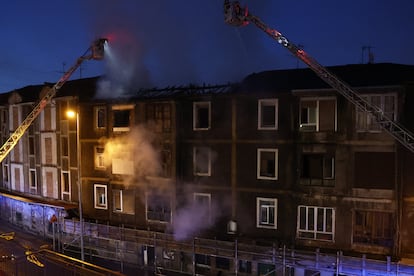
(59, 219, 414, 276)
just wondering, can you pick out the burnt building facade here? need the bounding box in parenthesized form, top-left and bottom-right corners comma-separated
(0, 63, 414, 263)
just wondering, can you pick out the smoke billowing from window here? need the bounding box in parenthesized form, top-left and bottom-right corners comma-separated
(102, 125, 161, 184)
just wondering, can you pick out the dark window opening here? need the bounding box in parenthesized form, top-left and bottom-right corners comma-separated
(113, 110, 130, 128)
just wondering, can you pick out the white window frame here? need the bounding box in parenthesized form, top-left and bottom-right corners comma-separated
(257, 148, 278, 180)
(299, 97, 337, 132)
(193, 101, 211, 130)
(297, 205, 335, 241)
(41, 133, 57, 165)
(94, 184, 108, 209)
(40, 101, 56, 131)
(193, 146, 211, 176)
(29, 168, 37, 191)
(258, 99, 278, 130)
(113, 189, 123, 212)
(94, 146, 105, 170)
(61, 171, 71, 201)
(256, 197, 278, 229)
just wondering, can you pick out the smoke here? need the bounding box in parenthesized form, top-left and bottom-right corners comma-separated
(83, 1, 280, 98)
(102, 125, 161, 185)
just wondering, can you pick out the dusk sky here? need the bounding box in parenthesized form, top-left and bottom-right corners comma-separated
(1, 1, 413, 93)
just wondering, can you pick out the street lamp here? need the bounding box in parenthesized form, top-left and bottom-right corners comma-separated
(66, 109, 84, 261)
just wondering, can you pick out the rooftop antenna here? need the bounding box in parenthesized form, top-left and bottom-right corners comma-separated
(361, 46, 374, 64)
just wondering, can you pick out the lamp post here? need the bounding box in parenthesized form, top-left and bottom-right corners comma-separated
(66, 109, 84, 261)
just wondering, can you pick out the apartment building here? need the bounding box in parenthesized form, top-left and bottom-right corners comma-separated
(0, 63, 414, 263)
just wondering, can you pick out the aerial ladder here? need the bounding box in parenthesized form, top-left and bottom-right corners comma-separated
(224, 0, 414, 153)
(0, 38, 107, 163)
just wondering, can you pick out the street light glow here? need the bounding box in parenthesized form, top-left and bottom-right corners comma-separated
(66, 110, 76, 119)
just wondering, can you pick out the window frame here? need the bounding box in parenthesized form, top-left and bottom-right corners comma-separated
(258, 99, 278, 130)
(61, 171, 71, 201)
(94, 184, 108, 209)
(299, 97, 337, 132)
(193, 101, 211, 130)
(95, 106, 107, 130)
(193, 146, 212, 176)
(194, 192, 212, 223)
(94, 146, 106, 170)
(29, 168, 37, 191)
(356, 93, 397, 133)
(146, 193, 172, 223)
(257, 148, 278, 180)
(300, 153, 335, 186)
(256, 197, 278, 229)
(297, 205, 335, 241)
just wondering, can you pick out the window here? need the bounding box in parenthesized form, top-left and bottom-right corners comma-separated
(299, 98, 336, 132)
(61, 171, 70, 201)
(29, 169, 37, 191)
(356, 94, 396, 132)
(94, 184, 108, 209)
(146, 194, 171, 222)
(257, 197, 277, 229)
(258, 99, 278, 130)
(41, 134, 57, 165)
(146, 103, 172, 133)
(29, 136, 35, 155)
(297, 205, 335, 241)
(300, 153, 335, 186)
(194, 193, 211, 223)
(113, 189, 135, 214)
(353, 210, 393, 247)
(2, 163, 8, 184)
(257, 148, 278, 180)
(112, 105, 133, 132)
(95, 106, 106, 129)
(94, 146, 105, 170)
(193, 102, 211, 130)
(61, 136, 68, 157)
(193, 146, 211, 176)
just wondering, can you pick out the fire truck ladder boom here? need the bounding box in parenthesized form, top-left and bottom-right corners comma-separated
(224, 0, 414, 153)
(0, 38, 107, 163)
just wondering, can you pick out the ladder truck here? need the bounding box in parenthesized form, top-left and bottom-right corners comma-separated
(0, 38, 108, 163)
(224, 0, 414, 153)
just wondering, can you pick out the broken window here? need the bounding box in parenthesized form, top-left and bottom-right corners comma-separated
(258, 99, 278, 130)
(112, 105, 133, 132)
(257, 148, 278, 180)
(301, 153, 335, 186)
(193, 146, 211, 176)
(353, 210, 393, 247)
(146, 194, 171, 222)
(299, 98, 336, 132)
(193, 102, 211, 130)
(257, 197, 277, 229)
(297, 205, 334, 241)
